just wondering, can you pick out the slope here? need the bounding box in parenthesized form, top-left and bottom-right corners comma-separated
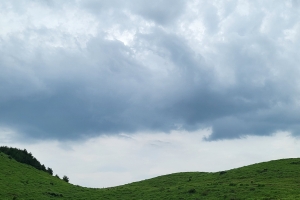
(1, 151, 300, 199)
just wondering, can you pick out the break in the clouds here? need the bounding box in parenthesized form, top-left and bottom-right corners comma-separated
(1, 129, 299, 187)
(1, 0, 300, 141)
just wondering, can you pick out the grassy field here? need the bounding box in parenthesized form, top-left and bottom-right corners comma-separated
(1, 151, 300, 199)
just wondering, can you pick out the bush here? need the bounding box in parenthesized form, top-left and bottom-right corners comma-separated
(63, 175, 69, 183)
(188, 188, 196, 194)
(47, 167, 53, 175)
(219, 171, 227, 175)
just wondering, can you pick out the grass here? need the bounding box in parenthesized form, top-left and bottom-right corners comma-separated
(1, 151, 300, 199)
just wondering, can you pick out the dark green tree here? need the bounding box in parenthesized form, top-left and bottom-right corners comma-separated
(63, 175, 69, 183)
(0, 146, 54, 175)
(47, 167, 53, 175)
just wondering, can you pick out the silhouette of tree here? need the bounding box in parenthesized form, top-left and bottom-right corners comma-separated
(0, 146, 53, 175)
(63, 175, 69, 183)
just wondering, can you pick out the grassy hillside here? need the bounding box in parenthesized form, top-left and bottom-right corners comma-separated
(1, 152, 300, 199)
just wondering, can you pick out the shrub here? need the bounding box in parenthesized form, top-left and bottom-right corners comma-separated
(47, 167, 53, 175)
(188, 188, 196, 194)
(290, 161, 300, 164)
(46, 192, 63, 197)
(219, 171, 227, 175)
(63, 175, 69, 183)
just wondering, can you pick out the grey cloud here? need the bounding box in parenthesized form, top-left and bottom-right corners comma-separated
(1, 0, 300, 141)
(0, 31, 182, 140)
(82, 0, 186, 25)
(131, 0, 186, 25)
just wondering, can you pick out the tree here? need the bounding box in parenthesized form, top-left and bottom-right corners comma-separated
(47, 167, 53, 175)
(0, 146, 51, 174)
(63, 175, 69, 183)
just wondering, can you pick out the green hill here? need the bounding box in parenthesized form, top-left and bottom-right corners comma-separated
(0, 146, 53, 175)
(1, 150, 300, 199)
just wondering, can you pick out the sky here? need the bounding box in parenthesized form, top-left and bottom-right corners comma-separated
(1, 0, 300, 187)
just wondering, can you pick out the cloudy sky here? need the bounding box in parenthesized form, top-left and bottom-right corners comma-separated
(1, 0, 300, 187)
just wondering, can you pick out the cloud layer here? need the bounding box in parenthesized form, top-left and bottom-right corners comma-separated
(1, 0, 300, 140)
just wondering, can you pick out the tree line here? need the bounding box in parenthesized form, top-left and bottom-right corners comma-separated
(0, 146, 69, 182)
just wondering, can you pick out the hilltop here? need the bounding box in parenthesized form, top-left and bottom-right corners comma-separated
(1, 148, 300, 199)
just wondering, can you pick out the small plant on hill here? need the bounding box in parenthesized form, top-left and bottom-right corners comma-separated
(47, 167, 53, 175)
(188, 188, 196, 194)
(63, 175, 69, 183)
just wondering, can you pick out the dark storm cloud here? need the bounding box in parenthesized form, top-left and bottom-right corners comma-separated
(1, 0, 300, 141)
